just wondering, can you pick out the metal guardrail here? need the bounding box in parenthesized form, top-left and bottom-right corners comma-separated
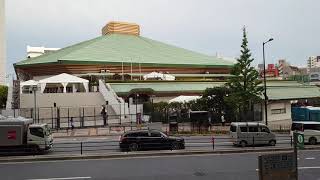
(0, 135, 300, 156)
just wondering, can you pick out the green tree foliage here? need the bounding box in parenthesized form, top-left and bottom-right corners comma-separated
(226, 27, 263, 121)
(0, 85, 8, 108)
(202, 87, 229, 115)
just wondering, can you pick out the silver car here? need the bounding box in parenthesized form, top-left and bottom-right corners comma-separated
(230, 122, 276, 147)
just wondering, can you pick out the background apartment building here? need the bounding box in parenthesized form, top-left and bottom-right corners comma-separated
(0, 0, 5, 85)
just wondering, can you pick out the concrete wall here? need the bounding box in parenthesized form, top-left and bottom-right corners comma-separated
(20, 92, 105, 108)
(262, 100, 292, 126)
(0, 0, 5, 85)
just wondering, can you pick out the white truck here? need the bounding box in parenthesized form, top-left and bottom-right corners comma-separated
(0, 117, 53, 152)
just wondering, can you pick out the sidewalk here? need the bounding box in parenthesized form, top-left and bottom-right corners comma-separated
(52, 125, 231, 138)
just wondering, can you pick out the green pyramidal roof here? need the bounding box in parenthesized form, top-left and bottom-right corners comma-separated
(15, 34, 233, 68)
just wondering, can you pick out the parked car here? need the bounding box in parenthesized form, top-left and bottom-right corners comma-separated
(230, 122, 276, 147)
(119, 129, 185, 151)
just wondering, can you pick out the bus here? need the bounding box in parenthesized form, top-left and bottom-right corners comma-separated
(291, 121, 320, 145)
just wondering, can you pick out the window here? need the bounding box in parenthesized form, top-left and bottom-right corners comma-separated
(137, 132, 149, 137)
(304, 124, 320, 131)
(291, 123, 303, 131)
(259, 126, 270, 133)
(151, 131, 162, 137)
(240, 126, 247, 132)
(248, 126, 259, 132)
(30, 128, 44, 138)
(230, 125, 237, 132)
(271, 108, 286, 114)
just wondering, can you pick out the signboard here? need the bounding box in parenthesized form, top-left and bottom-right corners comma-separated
(294, 132, 304, 150)
(12, 80, 20, 109)
(258, 152, 297, 180)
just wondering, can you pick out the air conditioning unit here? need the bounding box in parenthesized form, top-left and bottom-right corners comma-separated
(100, 69, 106, 73)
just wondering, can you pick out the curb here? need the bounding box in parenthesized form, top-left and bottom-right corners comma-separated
(1, 146, 319, 163)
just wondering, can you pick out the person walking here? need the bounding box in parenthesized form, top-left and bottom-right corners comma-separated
(70, 117, 74, 130)
(221, 114, 225, 126)
(101, 105, 107, 126)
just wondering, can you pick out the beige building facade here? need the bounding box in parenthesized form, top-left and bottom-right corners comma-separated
(0, 0, 5, 85)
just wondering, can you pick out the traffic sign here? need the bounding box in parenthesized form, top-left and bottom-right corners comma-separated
(294, 132, 304, 150)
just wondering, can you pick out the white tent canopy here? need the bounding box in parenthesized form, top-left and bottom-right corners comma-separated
(21, 80, 38, 87)
(143, 72, 175, 81)
(39, 73, 89, 93)
(20, 80, 39, 94)
(169, 95, 201, 103)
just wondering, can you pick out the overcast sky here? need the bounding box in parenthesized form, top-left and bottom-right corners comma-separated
(5, 0, 320, 73)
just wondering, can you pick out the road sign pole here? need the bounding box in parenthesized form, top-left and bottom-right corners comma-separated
(293, 132, 298, 180)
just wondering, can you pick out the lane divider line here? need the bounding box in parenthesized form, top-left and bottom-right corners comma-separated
(305, 157, 316, 160)
(26, 176, 91, 180)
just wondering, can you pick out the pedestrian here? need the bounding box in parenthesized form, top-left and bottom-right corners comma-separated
(70, 117, 74, 130)
(101, 105, 107, 126)
(221, 114, 225, 126)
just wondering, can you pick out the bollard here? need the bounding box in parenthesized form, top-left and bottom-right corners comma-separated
(80, 142, 83, 155)
(211, 136, 215, 150)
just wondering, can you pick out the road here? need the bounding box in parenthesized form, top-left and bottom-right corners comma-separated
(49, 134, 293, 155)
(0, 150, 319, 180)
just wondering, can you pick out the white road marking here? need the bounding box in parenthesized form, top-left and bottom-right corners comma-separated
(305, 157, 316, 160)
(257, 166, 320, 171)
(299, 166, 320, 169)
(26, 177, 91, 180)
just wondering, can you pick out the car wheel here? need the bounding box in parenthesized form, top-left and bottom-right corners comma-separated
(309, 137, 317, 145)
(240, 141, 247, 147)
(171, 142, 179, 150)
(129, 143, 139, 151)
(269, 140, 276, 146)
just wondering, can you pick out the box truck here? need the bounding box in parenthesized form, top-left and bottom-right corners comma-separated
(0, 117, 53, 152)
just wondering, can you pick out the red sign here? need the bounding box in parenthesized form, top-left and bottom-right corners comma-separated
(7, 130, 17, 140)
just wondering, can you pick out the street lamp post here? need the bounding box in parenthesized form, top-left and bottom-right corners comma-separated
(136, 94, 139, 124)
(32, 85, 38, 123)
(262, 38, 273, 126)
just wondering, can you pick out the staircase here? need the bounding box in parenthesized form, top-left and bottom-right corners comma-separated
(99, 80, 130, 123)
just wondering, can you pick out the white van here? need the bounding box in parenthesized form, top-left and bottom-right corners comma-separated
(230, 122, 276, 147)
(291, 121, 320, 145)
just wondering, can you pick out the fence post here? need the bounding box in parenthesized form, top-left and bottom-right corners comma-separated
(67, 108, 70, 128)
(253, 136, 255, 146)
(80, 142, 83, 155)
(37, 107, 40, 123)
(78, 107, 81, 128)
(211, 136, 215, 150)
(290, 135, 293, 147)
(94, 107, 96, 127)
(119, 104, 122, 125)
(51, 107, 54, 129)
(81, 107, 84, 127)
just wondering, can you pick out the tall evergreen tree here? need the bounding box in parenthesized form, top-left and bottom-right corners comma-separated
(226, 27, 263, 121)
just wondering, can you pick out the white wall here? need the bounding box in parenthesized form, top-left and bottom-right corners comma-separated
(262, 100, 292, 126)
(0, 0, 5, 85)
(20, 92, 105, 108)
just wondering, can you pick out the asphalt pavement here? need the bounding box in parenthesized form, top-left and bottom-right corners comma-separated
(0, 150, 319, 180)
(49, 134, 293, 155)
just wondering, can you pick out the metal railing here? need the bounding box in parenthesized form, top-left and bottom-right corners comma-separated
(0, 135, 305, 157)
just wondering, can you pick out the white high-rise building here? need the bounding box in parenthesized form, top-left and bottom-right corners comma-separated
(0, 0, 5, 85)
(307, 56, 320, 69)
